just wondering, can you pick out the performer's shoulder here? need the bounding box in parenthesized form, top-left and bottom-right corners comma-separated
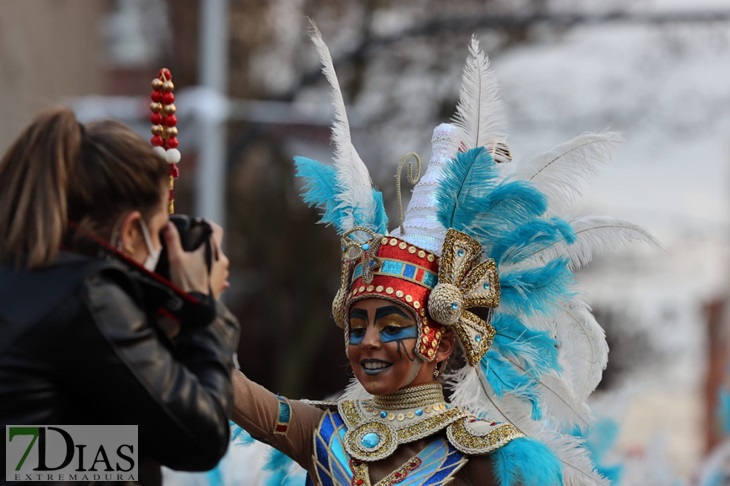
(446, 415, 524, 455)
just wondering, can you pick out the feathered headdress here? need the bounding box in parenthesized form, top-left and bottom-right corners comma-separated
(295, 25, 657, 485)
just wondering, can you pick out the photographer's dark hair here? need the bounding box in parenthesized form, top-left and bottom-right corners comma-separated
(0, 107, 168, 268)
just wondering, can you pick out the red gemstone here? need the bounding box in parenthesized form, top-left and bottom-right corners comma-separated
(158, 68, 172, 80)
(394, 472, 401, 477)
(151, 90, 163, 102)
(150, 135, 163, 146)
(170, 164, 180, 178)
(162, 92, 175, 104)
(150, 113, 162, 124)
(166, 137, 179, 149)
(163, 115, 177, 127)
(355, 480, 363, 485)
(169, 188, 174, 201)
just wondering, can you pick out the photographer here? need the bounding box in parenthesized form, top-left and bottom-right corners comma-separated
(0, 108, 240, 484)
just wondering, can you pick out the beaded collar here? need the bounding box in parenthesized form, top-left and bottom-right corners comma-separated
(339, 383, 468, 462)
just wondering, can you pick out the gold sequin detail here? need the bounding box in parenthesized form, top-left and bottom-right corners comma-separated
(424, 326, 431, 334)
(396, 290, 404, 298)
(366, 285, 375, 292)
(413, 301, 420, 309)
(397, 414, 405, 421)
(386, 287, 394, 295)
(427, 254, 435, 262)
(398, 242, 407, 250)
(389, 238, 398, 246)
(406, 411, 415, 419)
(376, 285, 384, 292)
(381, 237, 389, 244)
(387, 413, 395, 421)
(446, 419, 523, 454)
(408, 246, 416, 254)
(359, 286, 365, 293)
(418, 250, 426, 258)
(405, 295, 413, 303)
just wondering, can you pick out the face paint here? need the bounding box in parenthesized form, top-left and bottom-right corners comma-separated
(347, 299, 423, 395)
(348, 307, 418, 345)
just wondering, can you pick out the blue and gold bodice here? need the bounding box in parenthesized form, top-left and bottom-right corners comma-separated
(305, 383, 522, 486)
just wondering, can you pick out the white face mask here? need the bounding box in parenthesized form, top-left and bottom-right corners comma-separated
(138, 218, 162, 272)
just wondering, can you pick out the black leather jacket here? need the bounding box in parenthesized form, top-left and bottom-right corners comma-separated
(0, 252, 240, 485)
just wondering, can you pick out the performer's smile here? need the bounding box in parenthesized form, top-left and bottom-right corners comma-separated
(360, 359, 393, 375)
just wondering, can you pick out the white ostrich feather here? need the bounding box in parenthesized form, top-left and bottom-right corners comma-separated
(514, 132, 623, 213)
(309, 21, 375, 234)
(337, 376, 371, 402)
(553, 300, 610, 401)
(531, 215, 661, 271)
(451, 35, 507, 151)
(536, 429, 610, 486)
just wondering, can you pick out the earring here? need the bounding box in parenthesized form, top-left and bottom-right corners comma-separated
(433, 361, 442, 378)
(123, 244, 135, 256)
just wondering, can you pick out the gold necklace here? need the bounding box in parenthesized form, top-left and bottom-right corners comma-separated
(371, 382, 444, 410)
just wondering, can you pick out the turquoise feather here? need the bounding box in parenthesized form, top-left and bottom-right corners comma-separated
(294, 156, 388, 235)
(483, 350, 542, 420)
(499, 257, 574, 316)
(436, 147, 500, 231)
(491, 218, 576, 265)
(492, 437, 563, 486)
(491, 313, 560, 378)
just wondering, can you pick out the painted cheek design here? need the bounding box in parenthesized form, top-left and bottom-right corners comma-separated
(380, 326, 418, 343)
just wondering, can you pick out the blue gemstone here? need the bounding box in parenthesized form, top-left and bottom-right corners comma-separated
(363, 243, 370, 251)
(446, 404, 451, 409)
(415, 409, 423, 416)
(451, 302, 458, 310)
(379, 411, 387, 418)
(457, 249, 465, 257)
(483, 283, 489, 289)
(361, 432, 380, 449)
(475, 334, 482, 342)
(341, 246, 346, 251)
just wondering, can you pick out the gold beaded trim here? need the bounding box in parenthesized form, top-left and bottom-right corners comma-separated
(378, 456, 422, 485)
(446, 418, 523, 455)
(340, 399, 468, 462)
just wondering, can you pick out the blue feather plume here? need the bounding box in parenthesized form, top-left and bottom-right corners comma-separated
(294, 156, 388, 235)
(436, 147, 500, 231)
(483, 350, 542, 420)
(370, 190, 389, 235)
(263, 448, 300, 486)
(229, 421, 255, 446)
(491, 218, 576, 265)
(492, 313, 560, 378)
(467, 180, 549, 250)
(499, 257, 574, 316)
(571, 419, 623, 485)
(492, 437, 563, 486)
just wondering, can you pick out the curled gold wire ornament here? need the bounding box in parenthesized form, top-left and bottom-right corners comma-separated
(395, 152, 421, 235)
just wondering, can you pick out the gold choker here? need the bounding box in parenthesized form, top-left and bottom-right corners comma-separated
(371, 382, 445, 410)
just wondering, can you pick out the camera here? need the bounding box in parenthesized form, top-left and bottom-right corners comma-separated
(155, 214, 213, 280)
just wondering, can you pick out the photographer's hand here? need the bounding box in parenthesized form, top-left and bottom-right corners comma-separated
(163, 222, 210, 295)
(208, 222, 230, 299)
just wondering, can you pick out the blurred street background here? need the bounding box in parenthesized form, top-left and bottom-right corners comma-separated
(2, 0, 730, 483)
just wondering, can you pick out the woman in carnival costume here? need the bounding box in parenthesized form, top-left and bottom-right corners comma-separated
(231, 24, 655, 486)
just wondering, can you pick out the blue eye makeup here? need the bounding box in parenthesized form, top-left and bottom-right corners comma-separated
(348, 305, 417, 345)
(379, 325, 417, 343)
(349, 327, 366, 345)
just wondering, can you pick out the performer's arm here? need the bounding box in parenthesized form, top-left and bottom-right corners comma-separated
(231, 369, 324, 470)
